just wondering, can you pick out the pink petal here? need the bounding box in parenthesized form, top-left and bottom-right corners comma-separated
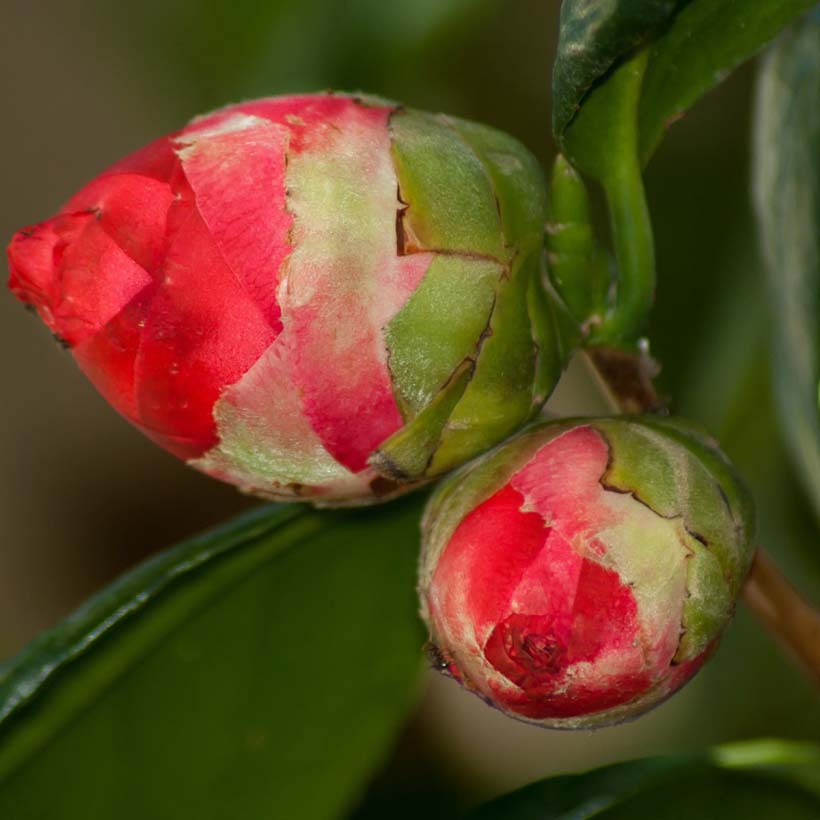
(283, 98, 427, 471)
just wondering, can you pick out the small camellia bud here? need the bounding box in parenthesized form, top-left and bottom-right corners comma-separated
(7, 93, 573, 504)
(419, 417, 755, 728)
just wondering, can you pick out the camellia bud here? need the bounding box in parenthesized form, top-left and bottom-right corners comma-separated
(419, 417, 755, 728)
(7, 93, 573, 503)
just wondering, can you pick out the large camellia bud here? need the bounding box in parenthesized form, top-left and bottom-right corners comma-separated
(8, 93, 572, 503)
(420, 417, 755, 728)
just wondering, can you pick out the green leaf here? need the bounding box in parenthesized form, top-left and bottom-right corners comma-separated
(553, 0, 814, 160)
(552, 0, 686, 140)
(753, 11, 820, 520)
(560, 51, 656, 344)
(0, 497, 426, 819)
(550, 0, 815, 345)
(639, 0, 817, 162)
(468, 740, 820, 819)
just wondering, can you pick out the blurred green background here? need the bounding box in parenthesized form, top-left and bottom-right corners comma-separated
(1, 1, 818, 815)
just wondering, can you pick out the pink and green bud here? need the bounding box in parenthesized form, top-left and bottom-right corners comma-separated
(7, 93, 573, 504)
(419, 417, 755, 728)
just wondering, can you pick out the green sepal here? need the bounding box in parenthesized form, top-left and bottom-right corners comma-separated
(385, 106, 574, 481)
(447, 116, 548, 251)
(546, 153, 612, 323)
(372, 360, 473, 481)
(427, 251, 538, 476)
(527, 255, 579, 406)
(595, 417, 756, 659)
(619, 415, 757, 593)
(389, 109, 506, 260)
(676, 531, 731, 662)
(385, 255, 502, 417)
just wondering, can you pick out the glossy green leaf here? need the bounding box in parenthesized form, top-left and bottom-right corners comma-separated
(553, 0, 813, 159)
(0, 497, 426, 819)
(754, 11, 820, 520)
(639, 0, 817, 162)
(550, 0, 814, 345)
(468, 740, 820, 819)
(560, 51, 656, 344)
(552, 0, 686, 140)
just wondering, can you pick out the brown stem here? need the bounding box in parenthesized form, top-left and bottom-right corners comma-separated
(582, 345, 820, 688)
(743, 550, 820, 686)
(583, 345, 664, 414)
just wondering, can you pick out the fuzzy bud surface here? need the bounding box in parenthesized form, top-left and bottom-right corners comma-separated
(8, 93, 572, 503)
(419, 417, 756, 728)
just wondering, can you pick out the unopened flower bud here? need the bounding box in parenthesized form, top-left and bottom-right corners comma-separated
(419, 417, 755, 728)
(8, 93, 573, 504)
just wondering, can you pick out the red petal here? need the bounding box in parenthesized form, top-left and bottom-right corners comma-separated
(176, 114, 290, 331)
(431, 426, 658, 721)
(430, 484, 548, 653)
(287, 294, 406, 472)
(8, 212, 153, 347)
(8, 217, 75, 331)
(567, 558, 641, 664)
(195, 95, 386, 155)
(54, 219, 154, 346)
(73, 284, 158, 427)
(103, 134, 180, 182)
(63, 173, 175, 275)
(485, 556, 646, 719)
(133, 194, 277, 455)
(511, 425, 617, 540)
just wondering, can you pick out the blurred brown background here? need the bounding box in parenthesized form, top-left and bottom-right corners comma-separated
(2, 0, 819, 813)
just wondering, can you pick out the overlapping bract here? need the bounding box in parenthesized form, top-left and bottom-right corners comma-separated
(8, 93, 571, 503)
(420, 417, 756, 728)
